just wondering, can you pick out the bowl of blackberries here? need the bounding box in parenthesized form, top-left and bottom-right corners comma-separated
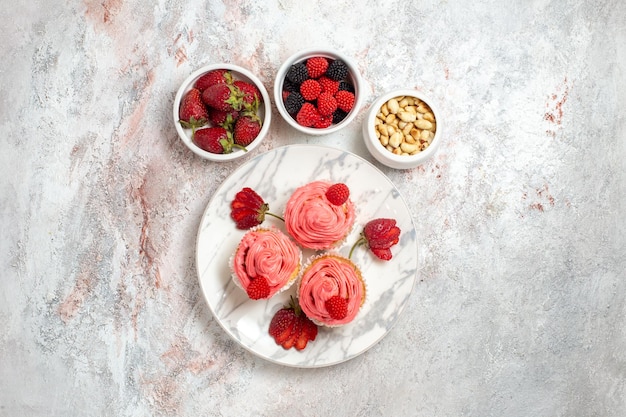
(274, 48, 364, 135)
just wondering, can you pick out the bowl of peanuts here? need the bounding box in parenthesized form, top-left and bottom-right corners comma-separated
(362, 89, 441, 169)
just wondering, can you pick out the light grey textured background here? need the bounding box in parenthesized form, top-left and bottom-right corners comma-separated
(1, 0, 625, 416)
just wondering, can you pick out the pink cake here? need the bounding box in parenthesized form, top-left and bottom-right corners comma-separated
(298, 253, 366, 327)
(232, 227, 301, 299)
(283, 180, 355, 250)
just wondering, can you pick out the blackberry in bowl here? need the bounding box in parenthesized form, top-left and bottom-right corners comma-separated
(274, 48, 365, 136)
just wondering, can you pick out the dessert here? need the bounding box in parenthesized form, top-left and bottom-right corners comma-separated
(298, 253, 366, 327)
(284, 180, 355, 250)
(232, 227, 301, 299)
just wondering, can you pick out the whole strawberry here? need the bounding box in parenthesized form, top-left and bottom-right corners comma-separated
(349, 218, 401, 261)
(202, 83, 244, 112)
(230, 187, 283, 229)
(234, 80, 262, 111)
(269, 296, 318, 351)
(194, 69, 232, 92)
(208, 108, 239, 130)
(179, 88, 208, 129)
(233, 112, 262, 147)
(194, 127, 242, 154)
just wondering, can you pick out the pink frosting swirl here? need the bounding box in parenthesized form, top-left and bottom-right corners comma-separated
(298, 254, 365, 326)
(232, 228, 301, 297)
(284, 181, 355, 250)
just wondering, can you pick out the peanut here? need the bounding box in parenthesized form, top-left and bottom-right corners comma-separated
(374, 95, 437, 157)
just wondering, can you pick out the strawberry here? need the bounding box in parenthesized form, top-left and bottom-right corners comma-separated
(194, 69, 232, 92)
(348, 218, 401, 261)
(230, 187, 282, 229)
(234, 80, 262, 110)
(269, 307, 297, 343)
(317, 91, 337, 117)
(179, 88, 208, 129)
(325, 183, 350, 205)
(306, 57, 329, 79)
(299, 316, 318, 343)
(296, 102, 320, 127)
(208, 108, 239, 130)
(325, 295, 348, 320)
(194, 127, 242, 154)
(246, 277, 270, 300)
(299, 79, 321, 101)
(233, 112, 262, 147)
(335, 90, 355, 112)
(268, 296, 318, 350)
(202, 83, 243, 112)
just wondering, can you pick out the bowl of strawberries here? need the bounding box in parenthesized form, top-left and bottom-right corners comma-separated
(174, 64, 271, 161)
(274, 48, 364, 136)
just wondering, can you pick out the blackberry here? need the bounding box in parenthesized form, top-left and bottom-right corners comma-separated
(325, 59, 349, 81)
(284, 92, 305, 115)
(332, 108, 348, 124)
(282, 79, 299, 93)
(338, 80, 355, 93)
(286, 62, 309, 85)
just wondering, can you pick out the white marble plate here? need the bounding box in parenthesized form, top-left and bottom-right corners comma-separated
(196, 144, 418, 368)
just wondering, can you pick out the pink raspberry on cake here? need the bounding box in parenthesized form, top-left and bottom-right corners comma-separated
(298, 253, 366, 326)
(283, 180, 355, 250)
(232, 227, 301, 299)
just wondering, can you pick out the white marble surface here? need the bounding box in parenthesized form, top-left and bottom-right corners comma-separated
(2, 0, 625, 416)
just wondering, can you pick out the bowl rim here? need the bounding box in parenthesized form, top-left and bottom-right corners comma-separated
(273, 48, 364, 136)
(173, 63, 271, 161)
(363, 88, 442, 169)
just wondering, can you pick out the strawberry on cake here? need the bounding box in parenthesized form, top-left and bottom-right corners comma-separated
(298, 253, 366, 327)
(232, 227, 301, 300)
(283, 181, 355, 250)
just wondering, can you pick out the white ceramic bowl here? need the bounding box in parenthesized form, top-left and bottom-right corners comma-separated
(173, 64, 271, 161)
(274, 48, 364, 136)
(362, 89, 442, 169)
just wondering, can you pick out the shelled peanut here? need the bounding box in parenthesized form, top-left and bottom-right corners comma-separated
(374, 96, 436, 156)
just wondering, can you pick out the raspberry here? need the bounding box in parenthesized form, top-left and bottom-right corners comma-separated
(318, 76, 339, 95)
(284, 91, 305, 115)
(332, 109, 348, 124)
(338, 80, 355, 93)
(300, 79, 321, 101)
(305, 57, 329, 79)
(296, 102, 320, 127)
(314, 115, 333, 128)
(325, 295, 348, 320)
(326, 59, 349, 81)
(335, 90, 355, 112)
(286, 62, 308, 85)
(325, 183, 350, 205)
(246, 277, 270, 300)
(316, 92, 337, 116)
